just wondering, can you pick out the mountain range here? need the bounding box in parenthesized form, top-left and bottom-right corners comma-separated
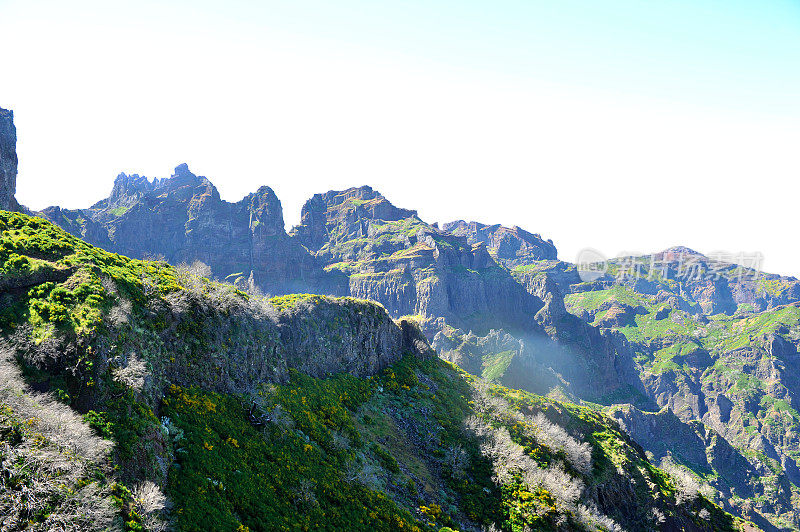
(2, 106, 799, 530)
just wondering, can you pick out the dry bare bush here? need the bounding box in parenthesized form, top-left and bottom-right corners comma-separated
(292, 478, 318, 508)
(470, 381, 513, 417)
(575, 502, 623, 532)
(177, 260, 212, 280)
(649, 507, 666, 525)
(170, 261, 276, 323)
(346, 458, 382, 490)
(112, 352, 148, 393)
(141, 253, 167, 262)
(132, 481, 172, 532)
(0, 348, 117, 531)
(660, 458, 713, 505)
(106, 281, 132, 327)
(466, 417, 586, 510)
(0, 470, 118, 532)
(470, 381, 593, 477)
(248, 295, 280, 322)
(265, 404, 294, 430)
(331, 430, 351, 452)
(0, 351, 111, 463)
(174, 260, 214, 296)
(464, 391, 620, 529)
(529, 412, 592, 476)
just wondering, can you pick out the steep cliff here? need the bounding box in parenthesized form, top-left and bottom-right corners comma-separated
(41, 164, 330, 294)
(291, 186, 545, 332)
(607, 404, 784, 531)
(0, 107, 20, 212)
(561, 250, 800, 528)
(442, 220, 558, 267)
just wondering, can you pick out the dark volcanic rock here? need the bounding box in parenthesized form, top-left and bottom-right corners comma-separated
(608, 405, 761, 499)
(0, 108, 20, 212)
(442, 220, 557, 266)
(291, 186, 546, 333)
(39, 206, 114, 249)
(41, 164, 330, 295)
(292, 185, 417, 255)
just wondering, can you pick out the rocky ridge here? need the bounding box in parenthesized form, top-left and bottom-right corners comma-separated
(42, 164, 328, 294)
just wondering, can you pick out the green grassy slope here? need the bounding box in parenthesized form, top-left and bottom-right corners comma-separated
(564, 284, 800, 529)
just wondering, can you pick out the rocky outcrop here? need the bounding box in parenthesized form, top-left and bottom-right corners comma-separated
(142, 293, 433, 394)
(290, 185, 546, 333)
(0, 108, 20, 212)
(41, 164, 330, 295)
(442, 220, 557, 266)
(39, 206, 114, 249)
(592, 246, 800, 314)
(594, 302, 646, 328)
(292, 185, 418, 255)
(432, 322, 646, 403)
(608, 404, 786, 531)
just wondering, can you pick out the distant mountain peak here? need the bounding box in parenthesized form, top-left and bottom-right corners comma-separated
(291, 185, 420, 252)
(174, 162, 192, 175)
(660, 245, 703, 256)
(441, 220, 557, 264)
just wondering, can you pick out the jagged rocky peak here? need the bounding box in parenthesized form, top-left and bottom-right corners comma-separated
(0, 107, 20, 212)
(96, 163, 212, 211)
(442, 220, 558, 265)
(108, 172, 157, 205)
(166, 163, 220, 201)
(292, 185, 420, 251)
(320, 185, 417, 221)
(37, 162, 328, 294)
(243, 185, 285, 236)
(170, 162, 201, 184)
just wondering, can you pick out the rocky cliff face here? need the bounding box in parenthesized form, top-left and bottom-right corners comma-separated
(562, 249, 800, 528)
(292, 185, 418, 256)
(42, 164, 329, 294)
(608, 404, 785, 531)
(579, 246, 800, 314)
(0, 108, 20, 212)
(38, 176, 655, 405)
(442, 220, 558, 266)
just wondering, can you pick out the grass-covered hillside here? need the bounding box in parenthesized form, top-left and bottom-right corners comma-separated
(563, 279, 800, 529)
(0, 211, 752, 531)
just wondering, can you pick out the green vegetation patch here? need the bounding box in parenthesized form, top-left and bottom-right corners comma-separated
(0, 211, 186, 341)
(162, 372, 431, 532)
(481, 350, 516, 381)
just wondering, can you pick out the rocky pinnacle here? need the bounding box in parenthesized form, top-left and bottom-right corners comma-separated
(0, 107, 20, 212)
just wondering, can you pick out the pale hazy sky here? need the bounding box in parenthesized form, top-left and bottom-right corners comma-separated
(2, 0, 799, 275)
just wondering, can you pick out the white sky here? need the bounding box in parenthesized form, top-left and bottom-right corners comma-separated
(2, 0, 800, 276)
